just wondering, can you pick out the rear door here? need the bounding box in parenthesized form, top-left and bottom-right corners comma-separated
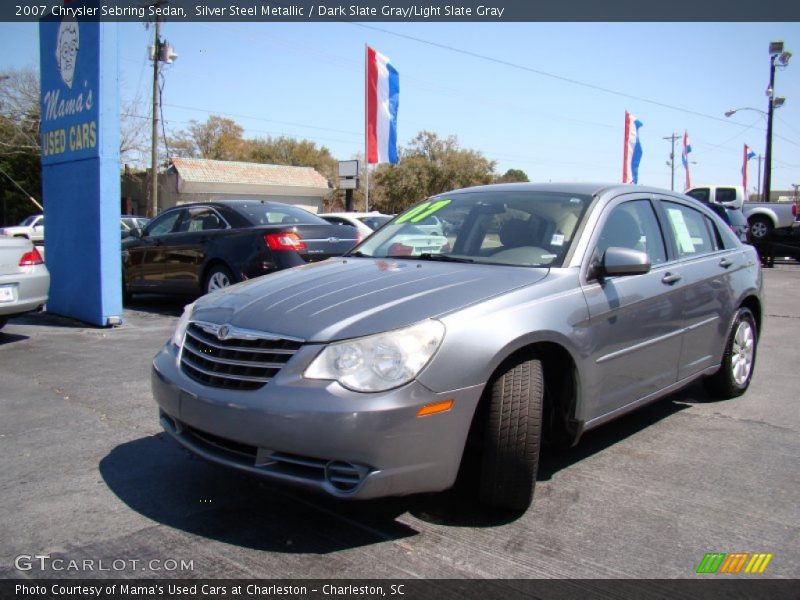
(162, 207, 228, 293)
(656, 198, 738, 380)
(580, 196, 683, 421)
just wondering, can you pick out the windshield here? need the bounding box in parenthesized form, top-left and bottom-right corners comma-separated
(350, 190, 591, 268)
(20, 215, 40, 227)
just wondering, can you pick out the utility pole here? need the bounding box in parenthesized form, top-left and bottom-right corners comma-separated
(663, 133, 679, 191)
(756, 154, 763, 200)
(792, 183, 799, 202)
(149, 16, 160, 217)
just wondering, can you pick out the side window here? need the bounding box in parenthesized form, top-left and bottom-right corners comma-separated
(595, 200, 667, 265)
(716, 188, 737, 204)
(146, 210, 182, 236)
(685, 188, 710, 203)
(662, 201, 717, 258)
(177, 208, 224, 232)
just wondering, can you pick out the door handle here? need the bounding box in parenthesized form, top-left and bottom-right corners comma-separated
(719, 257, 733, 269)
(661, 272, 682, 285)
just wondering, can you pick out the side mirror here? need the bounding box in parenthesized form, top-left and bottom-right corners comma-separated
(601, 247, 651, 277)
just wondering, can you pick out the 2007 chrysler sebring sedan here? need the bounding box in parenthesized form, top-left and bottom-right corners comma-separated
(152, 183, 762, 511)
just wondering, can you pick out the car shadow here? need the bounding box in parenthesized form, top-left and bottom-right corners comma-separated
(123, 294, 193, 318)
(0, 330, 29, 345)
(102, 388, 704, 540)
(99, 434, 420, 554)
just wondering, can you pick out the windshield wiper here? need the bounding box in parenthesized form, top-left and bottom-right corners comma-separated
(346, 250, 370, 257)
(418, 253, 475, 263)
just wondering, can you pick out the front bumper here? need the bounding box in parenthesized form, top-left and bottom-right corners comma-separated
(152, 342, 484, 499)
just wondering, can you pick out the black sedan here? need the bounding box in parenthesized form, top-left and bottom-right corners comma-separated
(122, 200, 358, 299)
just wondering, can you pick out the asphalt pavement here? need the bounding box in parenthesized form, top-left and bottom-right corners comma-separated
(0, 263, 798, 581)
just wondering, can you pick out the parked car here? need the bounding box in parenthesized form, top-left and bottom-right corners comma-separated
(0, 214, 45, 243)
(319, 212, 393, 238)
(120, 215, 150, 238)
(702, 203, 750, 244)
(122, 200, 358, 299)
(152, 183, 762, 512)
(0, 236, 50, 330)
(685, 185, 798, 240)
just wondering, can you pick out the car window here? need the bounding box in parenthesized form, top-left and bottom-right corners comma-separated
(146, 210, 182, 236)
(716, 188, 737, 203)
(230, 203, 329, 226)
(662, 201, 717, 258)
(177, 208, 225, 232)
(359, 216, 392, 230)
(595, 200, 667, 265)
(685, 188, 710, 203)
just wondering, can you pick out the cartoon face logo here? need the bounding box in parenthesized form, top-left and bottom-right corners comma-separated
(56, 18, 80, 89)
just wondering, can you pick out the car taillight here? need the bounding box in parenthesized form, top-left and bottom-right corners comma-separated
(264, 232, 306, 251)
(19, 247, 44, 266)
(388, 243, 414, 256)
(792, 203, 797, 217)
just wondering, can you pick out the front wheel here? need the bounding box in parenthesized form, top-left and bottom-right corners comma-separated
(204, 264, 235, 295)
(479, 354, 543, 512)
(704, 307, 757, 399)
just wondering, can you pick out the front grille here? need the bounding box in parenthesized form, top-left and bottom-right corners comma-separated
(180, 322, 302, 390)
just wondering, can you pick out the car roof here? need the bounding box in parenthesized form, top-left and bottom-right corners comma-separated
(437, 182, 693, 199)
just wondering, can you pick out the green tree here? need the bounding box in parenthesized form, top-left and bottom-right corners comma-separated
(0, 68, 42, 225)
(169, 115, 245, 160)
(244, 136, 337, 183)
(495, 168, 529, 183)
(369, 131, 496, 214)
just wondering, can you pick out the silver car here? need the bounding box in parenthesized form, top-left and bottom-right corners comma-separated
(152, 183, 762, 511)
(0, 236, 50, 330)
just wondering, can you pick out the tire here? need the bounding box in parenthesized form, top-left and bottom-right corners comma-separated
(704, 308, 757, 399)
(749, 216, 773, 241)
(479, 354, 543, 511)
(204, 264, 235, 295)
(0, 317, 7, 330)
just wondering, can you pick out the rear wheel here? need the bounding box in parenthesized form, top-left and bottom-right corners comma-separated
(749, 216, 773, 241)
(204, 264, 235, 294)
(704, 307, 757, 399)
(479, 354, 543, 512)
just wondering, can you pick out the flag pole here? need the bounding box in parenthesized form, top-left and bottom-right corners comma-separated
(364, 43, 370, 212)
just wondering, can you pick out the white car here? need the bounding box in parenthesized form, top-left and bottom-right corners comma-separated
(319, 212, 393, 238)
(0, 236, 49, 330)
(0, 214, 44, 243)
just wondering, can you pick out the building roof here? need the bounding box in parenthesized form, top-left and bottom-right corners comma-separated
(169, 157, 330, 191)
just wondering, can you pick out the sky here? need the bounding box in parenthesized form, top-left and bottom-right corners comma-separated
(2, 20, 800, 194)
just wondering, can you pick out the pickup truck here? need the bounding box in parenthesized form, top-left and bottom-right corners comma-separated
(685, 185, 798, 240)
(0, 214, 44, 243)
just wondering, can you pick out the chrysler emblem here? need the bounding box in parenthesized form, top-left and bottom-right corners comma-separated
(217, 325, 231, 340)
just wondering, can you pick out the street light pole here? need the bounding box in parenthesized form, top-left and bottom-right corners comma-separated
(763, 41, 792, 203)
(763, 53, 777, 203)
(149, 17, 161, 217)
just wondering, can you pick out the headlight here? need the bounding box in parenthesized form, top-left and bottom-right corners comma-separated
(171, 302, 195, 348)
(304, 320, 445, 392)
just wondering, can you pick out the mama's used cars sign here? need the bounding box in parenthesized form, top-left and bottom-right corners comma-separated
(40, 16, 99, 164)
(39, 8, 122, 327)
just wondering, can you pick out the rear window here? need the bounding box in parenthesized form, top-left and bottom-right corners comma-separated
(227, 203, 328, 226)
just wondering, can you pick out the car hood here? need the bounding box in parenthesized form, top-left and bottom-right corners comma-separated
(193, 257, 549, 342)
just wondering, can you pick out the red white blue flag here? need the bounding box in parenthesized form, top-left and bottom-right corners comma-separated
(366, 47, 399, 164)
(681, 131, 692, 190)
(622, 112, 643, 184)
(742, 144, 756, 194)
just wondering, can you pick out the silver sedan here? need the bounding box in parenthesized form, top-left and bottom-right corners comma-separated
(152, 183, 762, 511)
(0, 236, 49, 330)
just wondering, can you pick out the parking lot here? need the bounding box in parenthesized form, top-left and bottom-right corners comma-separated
(1, 263, 798, 581)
